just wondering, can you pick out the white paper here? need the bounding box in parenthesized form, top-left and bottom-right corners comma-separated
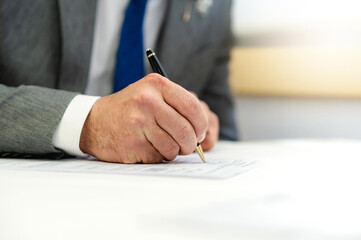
(0, 151, 254, 179)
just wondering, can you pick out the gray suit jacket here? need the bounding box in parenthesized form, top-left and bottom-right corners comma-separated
(0, 0, 238, 158)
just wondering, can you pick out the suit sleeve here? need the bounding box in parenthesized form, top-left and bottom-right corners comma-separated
(0, 84, 78, 158)
(200, 0, 239, 141)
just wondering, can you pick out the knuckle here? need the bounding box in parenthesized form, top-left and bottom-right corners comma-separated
(128, 115, 146, 128)
(133, 91, 156, 109)
(200, 100, 210, 111)
(176, 125, 196, 155)
(181, 142, 195, 155)
(147, 73, 167, 87)
(164, 143, 179, 160)
(147, 72, 160, 80)
(177, 125, 193, 143)
(189, 91, 198, 98)
(186, 97, 201, 114)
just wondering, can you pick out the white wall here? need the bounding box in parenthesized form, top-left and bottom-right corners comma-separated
(234, 96, 361, 140)
(232, 0, 361, 46)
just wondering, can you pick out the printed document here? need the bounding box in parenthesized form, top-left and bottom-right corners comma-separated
(0, 143, 254, 179)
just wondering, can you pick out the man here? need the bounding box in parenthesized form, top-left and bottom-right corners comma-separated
(0, 0, 237, 163)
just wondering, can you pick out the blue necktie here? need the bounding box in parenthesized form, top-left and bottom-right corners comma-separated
(113, 0, 148, 92)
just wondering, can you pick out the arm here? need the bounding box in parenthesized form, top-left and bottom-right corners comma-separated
(0, 84, 77, 158)
(1, 74, 209, 163)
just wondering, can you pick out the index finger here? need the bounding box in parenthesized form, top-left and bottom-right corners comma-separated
(159, 78, 208, 139)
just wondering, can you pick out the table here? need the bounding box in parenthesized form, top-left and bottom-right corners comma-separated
(1, 140, 361, 240)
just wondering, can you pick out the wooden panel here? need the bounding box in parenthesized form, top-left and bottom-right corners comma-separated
(230, 46, 361, 97)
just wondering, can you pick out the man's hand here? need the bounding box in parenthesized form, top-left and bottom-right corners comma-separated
(79, 74, 208, 163)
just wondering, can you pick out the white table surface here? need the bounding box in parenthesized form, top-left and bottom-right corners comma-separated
(1, 140, 361, 240)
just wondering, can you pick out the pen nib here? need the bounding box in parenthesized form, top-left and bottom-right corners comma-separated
(195, 143, 206, 163)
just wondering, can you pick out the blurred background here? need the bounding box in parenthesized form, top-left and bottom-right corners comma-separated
(230, 0, 361, 140)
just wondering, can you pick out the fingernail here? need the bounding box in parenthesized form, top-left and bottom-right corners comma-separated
(197, 132, 206, 142)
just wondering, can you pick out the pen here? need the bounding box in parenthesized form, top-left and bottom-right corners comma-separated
(146, 48, 206, 163)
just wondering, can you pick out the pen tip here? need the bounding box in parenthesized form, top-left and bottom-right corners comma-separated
(195, 144, 206, 163)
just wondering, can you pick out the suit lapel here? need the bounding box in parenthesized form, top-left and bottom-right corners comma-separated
(157, 0, 197, 82)
(156, 0, 214, 88)
(57, 0, 97, 92)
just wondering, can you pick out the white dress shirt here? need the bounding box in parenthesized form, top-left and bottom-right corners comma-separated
(53, 0, 166, 156)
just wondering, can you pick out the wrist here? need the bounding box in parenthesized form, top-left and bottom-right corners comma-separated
(79, 98, 100, 156)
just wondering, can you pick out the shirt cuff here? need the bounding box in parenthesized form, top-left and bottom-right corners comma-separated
(52, 94, 100, 157)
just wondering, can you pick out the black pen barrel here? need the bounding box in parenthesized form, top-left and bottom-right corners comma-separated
(146, 48, 169, 78)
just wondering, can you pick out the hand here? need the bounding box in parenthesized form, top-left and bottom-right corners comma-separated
(79, 74, 208, 164)
(190, 93, 219, 151)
